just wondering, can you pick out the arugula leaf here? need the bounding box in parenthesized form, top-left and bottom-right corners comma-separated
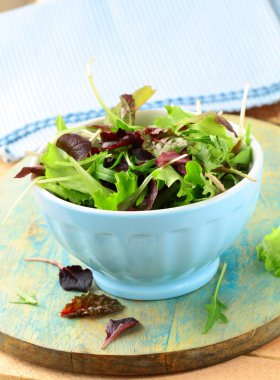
(257, 226, 280, 277)
(87, 152, 116, 184)
(11, 290, 38, 306)
(203, 263, 228, 334)
(55, 115, 67, 132)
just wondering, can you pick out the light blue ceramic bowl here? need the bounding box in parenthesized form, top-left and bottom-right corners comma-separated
(32, 110, 263, 300)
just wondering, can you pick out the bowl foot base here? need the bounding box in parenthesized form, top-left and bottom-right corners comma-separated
(93, 258, 220, 300)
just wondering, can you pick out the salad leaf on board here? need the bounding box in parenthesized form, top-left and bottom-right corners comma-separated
(24, 258, 93, 292)
(257, 226, 280, 277)
(10, 290, 38, 306)
(102, 317, 140, 349)
(61, 291, 124, 318)
(203, 263, 228, 334)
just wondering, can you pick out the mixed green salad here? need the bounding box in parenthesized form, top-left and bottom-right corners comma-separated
(15, 65, 255, 211)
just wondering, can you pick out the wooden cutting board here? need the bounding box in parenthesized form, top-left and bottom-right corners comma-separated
(0, 116, 279, 376)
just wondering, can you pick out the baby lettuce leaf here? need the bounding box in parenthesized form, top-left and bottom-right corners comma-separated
(215, 115, 237, 137)
(257, 226, 280, 277)
(24, 258, 93, 292)
(94, 171, 138, 210)
(14, 165, 45, 178)
(56, 133, 92, 161)
(109, 86, 155, 125)
(155, 151, 189, 167)
(203, 263, 228, 333)
(154, 105, 197, 130)
(41, 143, 111, 198)
(152, 165, 182, 188)
(61, 291, 124, 318)
(102, 318, 140, 349)
(38, 182, 94, 206)
(119, 94, 135, 125)
(10, 290, 38, 306)
(184, 161, 205, 186)
(55, 115, 67, 132)
(230, 146, 252, 166)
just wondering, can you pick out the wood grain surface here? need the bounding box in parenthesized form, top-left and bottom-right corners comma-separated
(0, 115, 280, 378)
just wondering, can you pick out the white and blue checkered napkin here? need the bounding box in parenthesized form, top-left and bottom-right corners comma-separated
(0, 0, 279, 161)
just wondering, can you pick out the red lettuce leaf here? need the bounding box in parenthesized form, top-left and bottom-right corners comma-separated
(61, 291, 124, 318)
(102, 317, 140, 349)
(120, 94, 135, 124)
(101, 129, 126, 142)
(59, 265, 93, 292)
(216, 116, 237, 138)
(101, 132, 142, 151)
(137, 179, 158, 210)
(130, 147, 154, 161)
(56, 133, 92, 160)
(90, 146, 100, 155)
(24, 258, 93, 292)
(155, 151, 189, 167)
(14, 165, 45, 178)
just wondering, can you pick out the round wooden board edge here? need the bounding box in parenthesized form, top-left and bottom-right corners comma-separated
(1, 314, 280, 376)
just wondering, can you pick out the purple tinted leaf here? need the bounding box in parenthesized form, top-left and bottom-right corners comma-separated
(130, 147, 154, 161)
(14, 165, 45, 178)
(216, 116, 237, 138)
(59, 265, 93, 292)
(101, 129, 126, 142)
(101, 132, 142, 151)
(24, 258, 93, 292)
(61, 292, 124, 318)
(155, 151, 189, 167)
(56, 133, 92, 161)
(138, 179, 158, 210)
(144, 127, 169, 140)
(173, 163, 187, 175)
(120, 94, 135, 124)
(102, 317, 140, 349)
(114, 157, 129, 172)
(90, 147, 100, 155)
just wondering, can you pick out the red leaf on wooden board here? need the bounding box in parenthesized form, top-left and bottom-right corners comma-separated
(56, 133, 92, 161)
(14, 165, 45, 178)
(61, 292, 124, 318)
(24, 258, 93, 292)
(102, 317, 140, 349)
(59, 265, 93, 292)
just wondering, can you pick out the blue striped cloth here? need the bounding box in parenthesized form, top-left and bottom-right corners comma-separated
(0, 0, 279, 161)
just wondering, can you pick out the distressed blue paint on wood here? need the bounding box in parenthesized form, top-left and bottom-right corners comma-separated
(0, 116, 279, 356)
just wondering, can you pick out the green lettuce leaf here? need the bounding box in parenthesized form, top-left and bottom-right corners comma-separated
(257, 226, 280, 277)
(55, 115, 67, 132)
(94, 171, 138, 210)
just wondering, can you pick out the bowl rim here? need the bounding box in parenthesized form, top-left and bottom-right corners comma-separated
(31, 109, 263, 217)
